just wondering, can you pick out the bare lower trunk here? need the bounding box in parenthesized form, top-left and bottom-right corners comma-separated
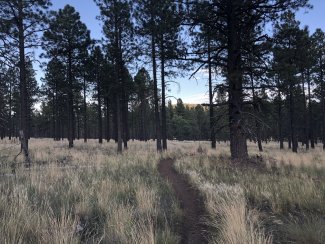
(227, 3, 248, 159)
(116, 94, 122, 153)
(18, 0, 29, 163)
(98, 84, 103, 144)
(152, 34, 162, 152)
(160, 37, 167, 150)
(68, 52, 74, 148)
(307, 71, 314, 148)
(289, 83, 297, 153)
(83, 76, 87, 143)
(277, 78, 284, 149)
(208, 38, 216, 149)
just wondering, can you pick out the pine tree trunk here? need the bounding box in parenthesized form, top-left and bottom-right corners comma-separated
(68, 52, 74, 148)
(289, 83, 297, 153)
(98, 84, 103, 144)
(321, 66, 325, 150)
(301, 76, 309, 150)
(76, 108, 80, 140)
(307, 70, 314, 148)
(116, 94, 122, 153)
(18, 0, 30, 163)
(83, 76, 87, 143)
(227, 3, 248, 159)
(160, 37, 167, 150)
(105, 97, 110, 142)
(8, 80, 12, 140)
(208, 38, 216, 149)
(276, 77, 284, 149)
(122, 90, 128, 149)
(152, 34, 162, 152)
(250, 71, 263, 152)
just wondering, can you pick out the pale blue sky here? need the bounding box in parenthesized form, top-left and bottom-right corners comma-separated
(36, 0, 325, 104)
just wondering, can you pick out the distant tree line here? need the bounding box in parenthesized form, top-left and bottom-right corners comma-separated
(2, 0, 325, 160)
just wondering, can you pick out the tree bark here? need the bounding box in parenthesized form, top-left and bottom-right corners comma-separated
(116, 94, 122, 153)
(277, 78, 284, 149)
(122, 89, 128, 149)
(227, 2, 248, 159)
(301, 74, 309, 150)
(307, 69, 314, 148)
(68, 51, 74, 148)
(97, 82, 103, 144)
(321, 62, 325, 150)
(289, 83, 297, 153)
(208, 37, 216, 149)
(152, 33, 162, 151)
(105, 97, 110, 142)
(18, 0, 29, 153)
(83, 76, 87, 143)
(160, 35, 167, 150)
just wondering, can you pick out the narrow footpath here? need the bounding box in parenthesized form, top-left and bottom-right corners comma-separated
(158, 158, 207, 244)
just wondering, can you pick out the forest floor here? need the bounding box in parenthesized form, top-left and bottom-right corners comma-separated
(158, 158, 207, 244)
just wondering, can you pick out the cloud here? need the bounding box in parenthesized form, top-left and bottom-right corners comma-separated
(172, 92, 209, 104)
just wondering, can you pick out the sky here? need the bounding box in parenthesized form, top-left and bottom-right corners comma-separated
(35, 0, 325, 105)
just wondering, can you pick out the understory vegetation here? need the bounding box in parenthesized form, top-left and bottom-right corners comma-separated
(0, 139, 181, 243)
(174, 142, 325, 244)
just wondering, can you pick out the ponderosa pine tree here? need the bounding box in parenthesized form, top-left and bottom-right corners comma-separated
(41, 58, 66, 141)
(95, 0, 134, 152)
(155, 0, 184, 150)
(311, 29, 325, 149)
(273, 12, 307, 153)
(134, 0, 163, 151)
(0, 0, 50, 164)
(89, 46, 106, 144)
(185, 0, 309, 159)
(42, 5, 91, 148)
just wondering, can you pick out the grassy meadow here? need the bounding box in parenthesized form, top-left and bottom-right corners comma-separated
(0, 139, 325, 243)
(0, 139, 181, 243)
(172, 141, 325, 244)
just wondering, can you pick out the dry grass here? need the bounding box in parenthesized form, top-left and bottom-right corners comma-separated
(1, 138, 325, 243)
(173, 141, 325, 244)
(0, 138, 180, 244)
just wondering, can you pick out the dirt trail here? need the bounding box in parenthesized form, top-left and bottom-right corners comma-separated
(158, 158, 207, 244)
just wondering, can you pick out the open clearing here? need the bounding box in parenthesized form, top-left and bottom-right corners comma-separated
(1, 139, 325, 243)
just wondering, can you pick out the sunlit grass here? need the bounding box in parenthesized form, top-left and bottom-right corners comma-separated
(1, 138, 325, 243)
(0, 139, 180, 243)
(174, 141, 325, 244)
